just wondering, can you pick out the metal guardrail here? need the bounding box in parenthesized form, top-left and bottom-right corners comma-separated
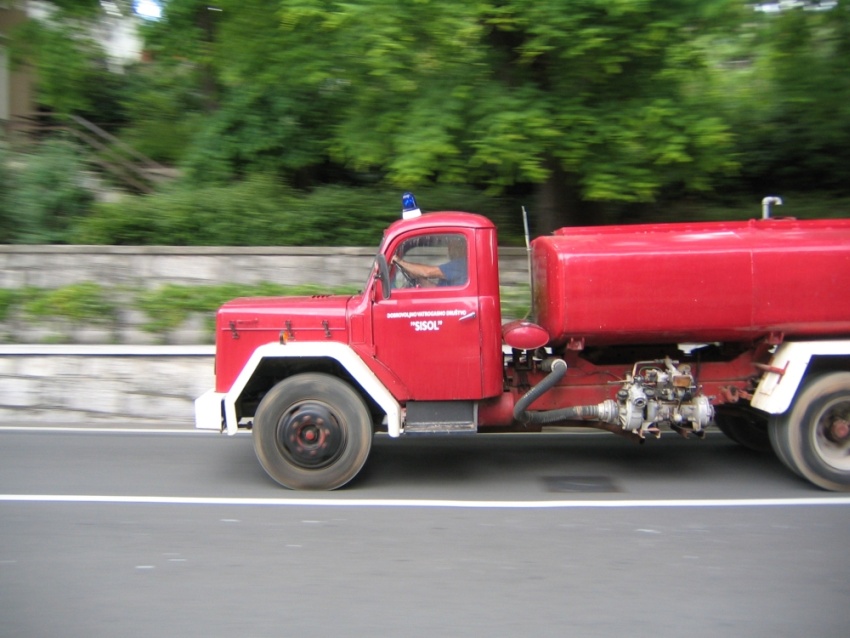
(0, 345, 214, 356)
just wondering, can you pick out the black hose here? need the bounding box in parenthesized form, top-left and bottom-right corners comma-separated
(514, 359, 614, 426)
(522, 403, 608, 425)
(513, 359, 568, 423)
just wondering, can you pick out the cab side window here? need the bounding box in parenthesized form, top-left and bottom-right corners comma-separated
(391, 234, 468, 289)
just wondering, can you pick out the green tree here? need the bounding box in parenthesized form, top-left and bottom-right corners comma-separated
(137, 1, 741, 229)
(744, 1, 850, 193)
(9, 10, 125, 122)
(143, 0, 341, 184)
(36, 0, 102, 15)
(117, 61, 206, 164)
(141, 0, 222, 111)
(274, 0, 741, 231)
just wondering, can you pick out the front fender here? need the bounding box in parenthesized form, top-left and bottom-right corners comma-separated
(197, 341, 402, 437)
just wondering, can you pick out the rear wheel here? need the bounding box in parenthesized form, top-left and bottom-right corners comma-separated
(768, 372, 850, 492)
(253, 373, 373, 490)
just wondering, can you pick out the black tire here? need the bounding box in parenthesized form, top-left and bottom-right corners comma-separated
(768, 413, 803, 478)
(768, 372, 850, 492)
(713, 405, 771, 453)
(253, 373, 373, 490)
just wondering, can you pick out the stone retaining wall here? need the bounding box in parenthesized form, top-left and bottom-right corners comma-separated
(0, 245, 530, 345)
(0, 346, 214, 426)
(0, 245, 530, 289)
(0, 245, 382, 290)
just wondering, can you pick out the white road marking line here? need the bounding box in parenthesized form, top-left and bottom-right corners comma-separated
(1, 494, 849, 509)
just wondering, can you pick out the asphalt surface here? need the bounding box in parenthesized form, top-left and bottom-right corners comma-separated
(1, 426, 849, 638)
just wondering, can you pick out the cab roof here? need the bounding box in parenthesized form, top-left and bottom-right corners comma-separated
(385, 211, 495, 236)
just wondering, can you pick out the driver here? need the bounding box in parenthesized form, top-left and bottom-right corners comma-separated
(391, 237, 467, 287)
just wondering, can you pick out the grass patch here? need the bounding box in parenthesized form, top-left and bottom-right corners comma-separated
(20, 283, 116, 324)
(1, 280, 534, 342)
(0, 289, 22, 322)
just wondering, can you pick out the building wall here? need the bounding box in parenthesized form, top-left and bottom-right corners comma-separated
(0, 4, 35, 125)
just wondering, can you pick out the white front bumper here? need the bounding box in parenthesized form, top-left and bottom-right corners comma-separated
(194, 389, 226, 432)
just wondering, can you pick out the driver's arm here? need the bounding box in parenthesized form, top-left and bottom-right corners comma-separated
(392, 256, 445, 281)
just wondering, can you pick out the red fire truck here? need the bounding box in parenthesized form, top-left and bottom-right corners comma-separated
(195, 195, 850, 491)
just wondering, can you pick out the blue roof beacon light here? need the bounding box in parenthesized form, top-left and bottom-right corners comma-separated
(401, 192, 422, 220)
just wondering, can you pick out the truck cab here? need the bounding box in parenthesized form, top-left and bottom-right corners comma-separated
(368, 212, 504, 402)
(196, 205, 509, 489)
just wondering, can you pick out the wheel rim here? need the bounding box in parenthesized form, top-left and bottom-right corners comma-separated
(276, 401, 346, 469)
(811, 396, 850, 472)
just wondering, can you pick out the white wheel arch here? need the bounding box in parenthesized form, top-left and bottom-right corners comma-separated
(751, 340, 850, 415)
(214, 342, 401, 436)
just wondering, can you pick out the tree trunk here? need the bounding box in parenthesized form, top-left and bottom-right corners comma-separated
(532, 159, 584, 236)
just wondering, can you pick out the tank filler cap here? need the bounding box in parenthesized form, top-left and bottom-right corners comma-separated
(761, 196, 783, 219)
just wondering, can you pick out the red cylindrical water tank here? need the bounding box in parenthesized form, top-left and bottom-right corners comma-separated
(531, 218, 850, 348)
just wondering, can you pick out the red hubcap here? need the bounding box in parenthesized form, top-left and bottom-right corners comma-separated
(276, 403, 345, 469)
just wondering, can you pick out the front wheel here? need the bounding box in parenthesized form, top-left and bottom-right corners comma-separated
(768, 372, 850, 492)
(253, 373, 373, 490)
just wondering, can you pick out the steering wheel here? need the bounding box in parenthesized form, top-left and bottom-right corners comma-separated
(395, 261, 418, 288)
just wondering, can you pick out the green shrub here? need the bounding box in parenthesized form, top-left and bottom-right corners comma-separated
(72, 174, 287, 245)
(72, 177, 402, 246)
(117, 62, 205, 164)
(71, 176, 526, 246)
(11, 139, 94, 244)
(0, 289, 21, 322)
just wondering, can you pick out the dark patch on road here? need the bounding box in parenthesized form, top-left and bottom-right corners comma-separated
(543, 475, 621, 493)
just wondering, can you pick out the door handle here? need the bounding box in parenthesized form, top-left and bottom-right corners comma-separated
(459, 312, 476, 321)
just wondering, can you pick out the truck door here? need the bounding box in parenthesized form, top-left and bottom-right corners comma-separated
(372, 231, 484, 400)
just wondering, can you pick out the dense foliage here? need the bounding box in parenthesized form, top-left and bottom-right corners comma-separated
(72, 177, 524, 245)
(737, 2, 850, 192)
(3, 0, 848, 245)
(7, 139, 94, 243)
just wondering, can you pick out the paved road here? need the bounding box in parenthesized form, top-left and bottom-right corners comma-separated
(1, 426, 849, 638)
